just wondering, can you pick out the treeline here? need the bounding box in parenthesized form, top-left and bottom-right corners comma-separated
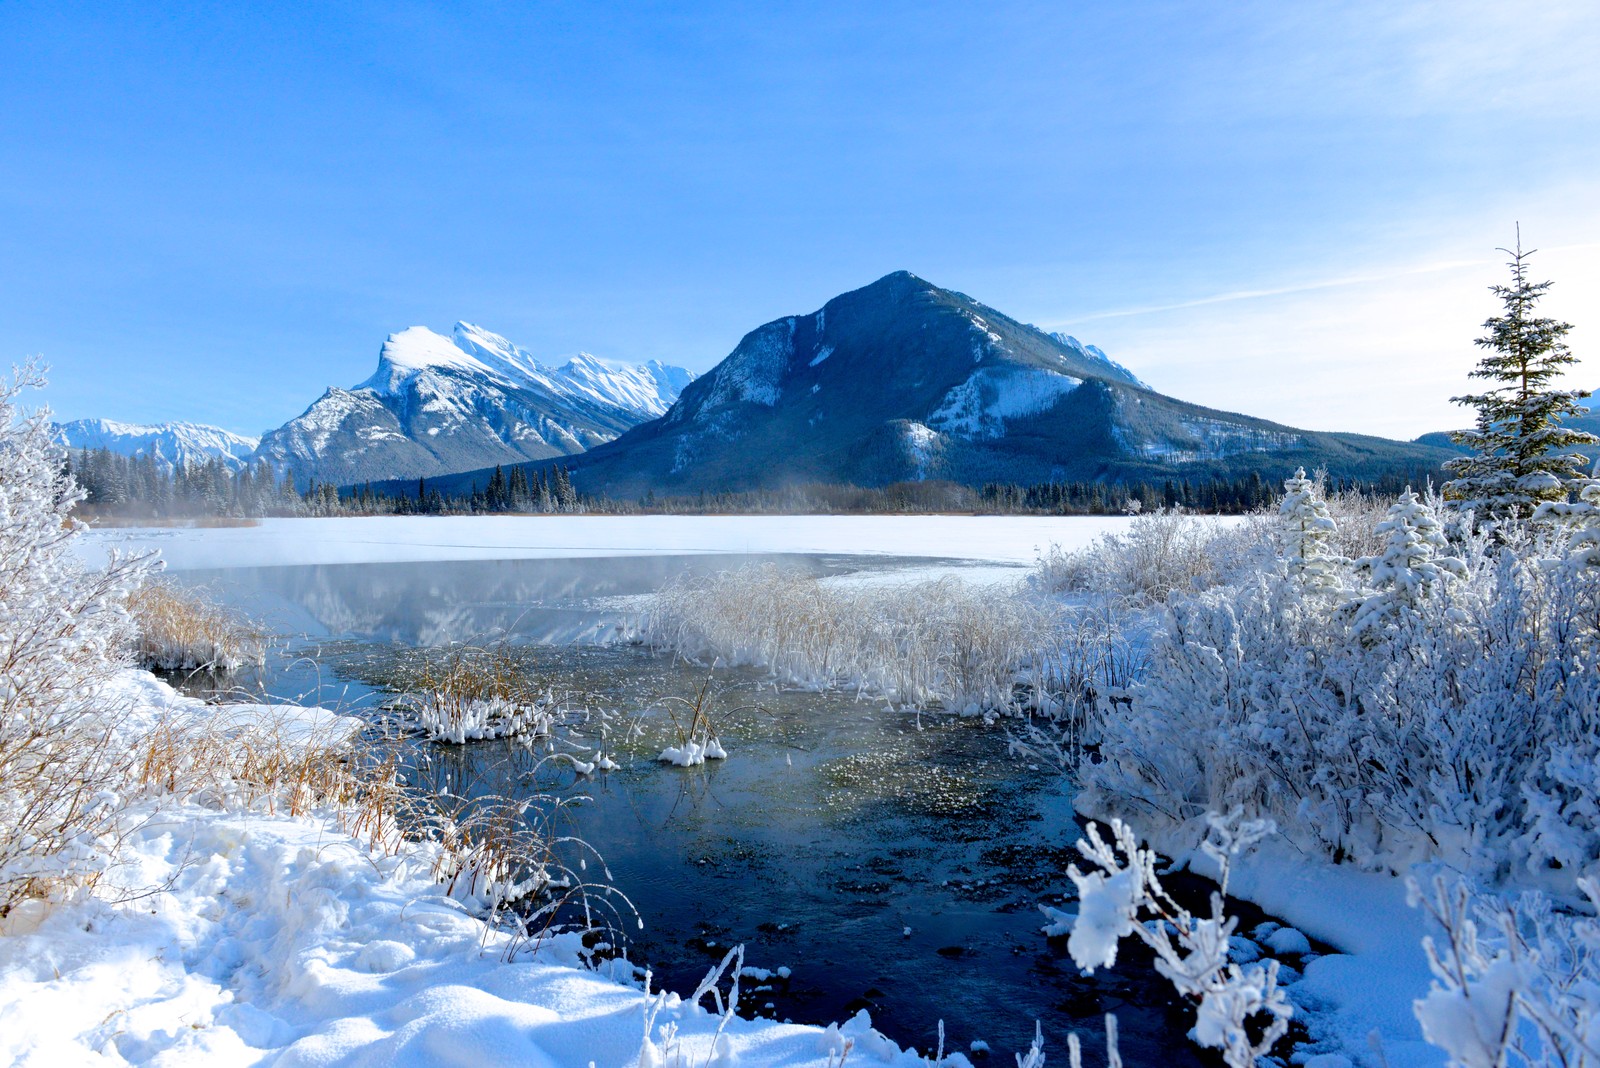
(67, 445, 1447, 520)
(66, 448, 581, 519)
(584, 467, 1447, 516)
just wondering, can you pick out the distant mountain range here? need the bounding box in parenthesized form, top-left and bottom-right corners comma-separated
(252, 322, 695, 486)
(58, 323, 695, 486)
(417, 271, 1455, 499)
(55, 419, 261, 472)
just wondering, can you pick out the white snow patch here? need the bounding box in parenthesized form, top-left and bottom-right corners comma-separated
(1134, 418, 1304, 463)
(927, 367, 1081, 439)
(699, 318, 793, 409)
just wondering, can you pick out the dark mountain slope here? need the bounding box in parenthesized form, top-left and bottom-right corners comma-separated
(393, 271, 1457, 499)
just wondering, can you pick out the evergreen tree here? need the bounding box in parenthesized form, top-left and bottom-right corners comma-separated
(1347, 488, 1465, 637)
(1278, 467, 1342, 594)
(1444, 233, 1595, 520)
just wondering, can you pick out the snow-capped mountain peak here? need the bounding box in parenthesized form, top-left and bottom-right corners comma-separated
(449, 322, 548, 383)
(254, 321, 696, 486)
(553, 352, 691, 418)
(360, 326, 514, 395)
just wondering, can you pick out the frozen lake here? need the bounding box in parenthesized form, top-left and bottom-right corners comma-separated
(78, 513, 1143, 571)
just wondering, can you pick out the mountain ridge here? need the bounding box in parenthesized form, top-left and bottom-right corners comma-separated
(421, 270, 1453, 499)
(253, 323, 694, 485)
(55, 418, 261, 473)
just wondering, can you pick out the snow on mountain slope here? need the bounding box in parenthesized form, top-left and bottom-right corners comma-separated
(54, 418, 260, 472)
(928, 366, 1083, 439)
(1048, 332, 1149, 389)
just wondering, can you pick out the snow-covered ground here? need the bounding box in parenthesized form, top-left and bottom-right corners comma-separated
(1177, 841, 1442, 1068)
(76, 515, 1143, 572)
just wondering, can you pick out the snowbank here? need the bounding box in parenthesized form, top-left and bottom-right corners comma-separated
(75, 515, 1147, 571)
(0, 800, 943, 1067)
(104, 668, 362, 751)
(1173, 840, 1444, 1068)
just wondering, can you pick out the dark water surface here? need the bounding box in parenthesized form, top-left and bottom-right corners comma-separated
(171, 555, 1202, 1064)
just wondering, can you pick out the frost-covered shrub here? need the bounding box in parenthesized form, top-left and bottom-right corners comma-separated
(0, 364, 152, 909)
(1346, 488, 1466, 638)
(1279, 468, 1343, 594)
(1081, 504, 1600, 883)
(1060, 812, 1292, 1068)
(1032, 509, 1276, 604)
(647, 565, 1057, 711)
(1536, 466, 1600, 569)
(1322, 483, 1396, 562)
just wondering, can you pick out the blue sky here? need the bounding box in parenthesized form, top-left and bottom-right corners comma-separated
(3, 1, 1597, 438)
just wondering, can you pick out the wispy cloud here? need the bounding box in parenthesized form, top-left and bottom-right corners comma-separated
(1051, 258, 1495, 327)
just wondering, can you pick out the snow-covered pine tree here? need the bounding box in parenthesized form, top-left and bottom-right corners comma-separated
(1278, 467, 1343, 593)
(1348, 488, 1466, 637)
(1444, 232, 1595, 521)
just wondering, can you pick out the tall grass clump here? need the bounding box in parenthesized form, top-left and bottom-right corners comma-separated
(646, 565, 1059, 712)
(0, 363, 153, 911)
(127, 580, 264, 672)
(390, 641, 553, 743)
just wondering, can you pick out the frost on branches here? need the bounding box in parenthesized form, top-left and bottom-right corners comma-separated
(1411, 874, 1600, 1068)
(1063, 812, 1291, 1068)
(1444, 236, 1595, 521)
(1347, 487, 1466, 638)
(1278, 467, 1343, 594)
(0, 363, 153, 910)
(1535, 464, 1600, 569)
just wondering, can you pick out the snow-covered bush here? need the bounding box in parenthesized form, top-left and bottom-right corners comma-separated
(127, 580, 264, 672)
(1031, 509, 1276, 604)
(1536, 465, 1600, 569)
(1081, 484, 1600, 883)
(647, 565, 1059, 711)
(1323, 483, 1406, 562)
(0, 364, 153, 910)
(1346, 488, 1466, 638)
(1279, 467, 1343, 594)
(1060, 812, 1292, 1068)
